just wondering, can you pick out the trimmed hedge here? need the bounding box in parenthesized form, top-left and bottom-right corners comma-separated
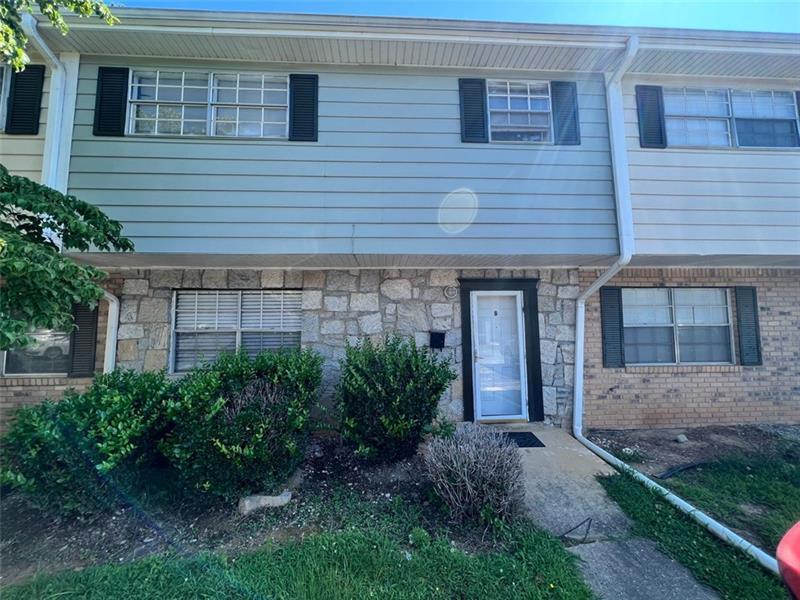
(161, 350, 322, 497)
(1, 349, 322, 512)
(336, 336, 456, 461)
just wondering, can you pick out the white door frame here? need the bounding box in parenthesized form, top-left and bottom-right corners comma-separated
(470, 290, 529, 422)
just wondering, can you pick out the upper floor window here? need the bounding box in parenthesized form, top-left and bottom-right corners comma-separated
(622, 288, 733, 365)
(663, 86, 799, 148)
(128, 70, 289, 138)
(172, 290, 302, 372)
(2, 329, 71, 375)
(487, 80, 552, 143)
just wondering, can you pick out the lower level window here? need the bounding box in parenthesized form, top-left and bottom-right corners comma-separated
(2, 329, 71, 375)
(622, 288, 732, 364)
(172, 290, 302, 372)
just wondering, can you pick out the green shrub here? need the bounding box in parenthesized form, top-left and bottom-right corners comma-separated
(0, 370, 175, 513)
(161, 349, 322, 497)
(336, 336, 456, 461)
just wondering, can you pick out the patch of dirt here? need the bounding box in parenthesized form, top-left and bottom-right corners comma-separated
(588, 424, 797, 477)
(0, 433, 434, 588)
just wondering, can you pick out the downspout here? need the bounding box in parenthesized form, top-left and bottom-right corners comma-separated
(21, 17, 119, 373)
(572, 35, 779, 575)
(21, 14, 64, 194)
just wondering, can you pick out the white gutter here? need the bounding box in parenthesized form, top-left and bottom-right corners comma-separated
(102, 291, 119, 373)
(572, 35, 780, 576)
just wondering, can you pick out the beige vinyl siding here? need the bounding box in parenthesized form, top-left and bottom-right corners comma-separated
(624, 77, 800, 258)
(0, 60, 49, 183)
(68, 58, 618, 259)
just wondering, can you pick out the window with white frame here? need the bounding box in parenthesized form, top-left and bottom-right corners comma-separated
(487, 80, 553, 143)
(664, 86, 799, 148)
(664, 87, 732, 147)
(128, 70, 288, 138)
(622, 288, 733, 365)
(2, 329, 71, 375)
(172, 290, 302, 372)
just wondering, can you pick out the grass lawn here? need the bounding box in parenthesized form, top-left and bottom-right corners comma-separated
(665, 447, 800, 553)
(600, 473, 786, 600)
(4, 490, 593, 600)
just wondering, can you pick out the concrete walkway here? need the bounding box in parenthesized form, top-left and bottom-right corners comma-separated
(506, 425, 719, 600)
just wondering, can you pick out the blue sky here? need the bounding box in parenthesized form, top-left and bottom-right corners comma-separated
(116, 1, 800, 34)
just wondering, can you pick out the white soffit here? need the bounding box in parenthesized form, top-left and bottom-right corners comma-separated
(34, 10, 800, 78)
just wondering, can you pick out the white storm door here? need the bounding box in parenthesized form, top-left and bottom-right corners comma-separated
(471, 291, 529, 421)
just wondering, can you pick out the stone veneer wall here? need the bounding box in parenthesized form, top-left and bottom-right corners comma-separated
(582, 268, 800, 429)
(112, 268, 580, 425)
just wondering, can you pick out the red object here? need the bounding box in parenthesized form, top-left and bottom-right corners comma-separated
(778, 521, 800, 599)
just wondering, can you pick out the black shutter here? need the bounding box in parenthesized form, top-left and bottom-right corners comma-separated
(68, 304, 99, 377)
(93, 67, 129, 136)
(288, 74, 318, 141)
(635, 85, 667, 148)
(4, 65, 45, 135)
(735, 287, 762, 366)
(551, 81, 581, 145)
(600, 287, 625, 368)
(458, 78, 488, 143)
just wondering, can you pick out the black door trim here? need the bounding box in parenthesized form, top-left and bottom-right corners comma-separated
(459, 278, 544, 422)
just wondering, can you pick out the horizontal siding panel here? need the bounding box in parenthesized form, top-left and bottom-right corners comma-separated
(69, 62, 616, 257)
(630, 179, 798, 198)
(69, 141, 612, 165)
(70, 157, 612, 181)
(121, 222, 618, 239)
(635, 239, 800, 256)
(636, 224, 800, 241)
(124, 237, 618, 255)
(79, 190, 614, 209)
(633, 209, 800, 227)
(632, 195, 800, 212)
(628, 150, 800, 170)
(632, 165, 800, 184)
(71, 173, 614, 194)
(104, 206, 617, 224)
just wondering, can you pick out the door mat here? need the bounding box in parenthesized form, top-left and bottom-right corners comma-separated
(503, 432, 545, 448)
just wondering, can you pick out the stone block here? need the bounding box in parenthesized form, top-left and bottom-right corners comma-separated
(360, 271, 380, 292)
(303, 271, 325, 288)
(380, 279, 412, 300)
(302, 314, 319, 342)
(540, 340, 558, 364)
(143, 349, 167, 371)
(182, 269, 202, 288)
(138, 298, 169, 323)
(327, 271, 358, 291)
(118, 324, 144, 340)
(302, 290, 323, 310)
(324, 295, 349, 312)
(148, 324, 170, 350)
(260, 270, 284, 288)
(445, 329, 462, 347)
(396, 303, 428, 332)
(229, 270, 260, 288)
(358, 312, 383, 335)
(119, 299, 138, 323)
(429, 270, 459, 287)
(284, 270, 303, 287)
(320, 319, 345, 335)
(555, 325, 575, 341)
(149, 270, 183, 289)
(538, 282, 557, 297)
(558, 285, 580, 299)
(542, 386, 557, 415)
(238, 492, 292, 515)
(432, 317, 452, 331)
(117, 339, 139, 362)
(350, 292, 379, 312)
(122, 279, 149, 295)
(430, 303, 453, 318)
(202, 270, 228, 288)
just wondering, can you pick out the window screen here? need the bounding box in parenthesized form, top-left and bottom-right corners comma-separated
(172, 290, 302, 372)
(487, 80, 553, 143)
(3, 329, 71, 375)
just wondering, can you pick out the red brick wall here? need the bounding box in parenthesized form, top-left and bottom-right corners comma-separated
(582, 268, 800, 429)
